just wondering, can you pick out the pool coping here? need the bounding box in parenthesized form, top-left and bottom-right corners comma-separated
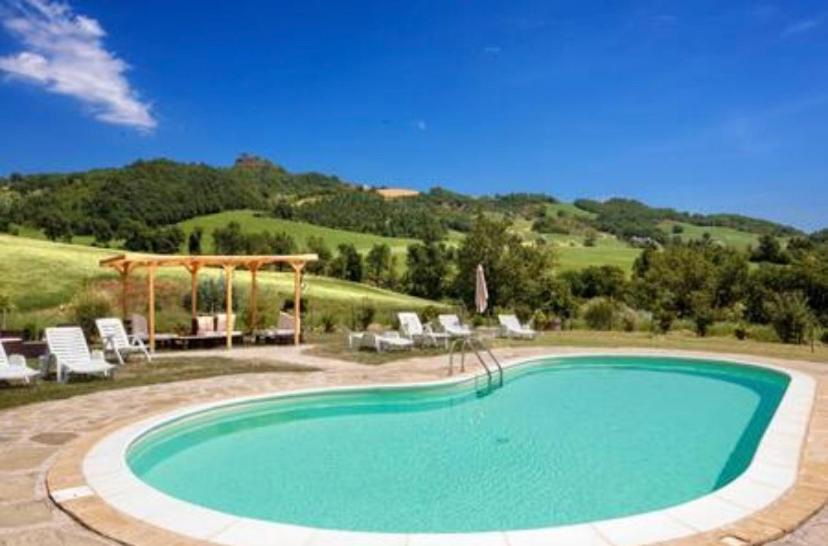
(47, 349, 825, 546)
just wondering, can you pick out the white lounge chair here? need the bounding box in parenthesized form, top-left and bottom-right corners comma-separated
(361, 331, 414, 352)
(344, 327, 365, 349)
(45, 327, 115, 382)
(498, 314, 537, 339)
(96, 318, 151, 365)
(438, 314, 473, 338)
(398, 312, 450, 348)
(0, 341, 39, 384)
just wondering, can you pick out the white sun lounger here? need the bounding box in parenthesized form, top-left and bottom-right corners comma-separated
(398, 312, 450, 348)
(96, 317, 151, 365)
(45, 327, 115, 382)
(498, 314, 537, 339)
(0, 341, 39, 384)
(438, 314, 474, 338)
(361, 331, 414, 352)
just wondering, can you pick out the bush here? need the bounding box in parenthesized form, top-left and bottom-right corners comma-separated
(356, 304, 376, 330)
(531, 309, 550, 331)
(653, 307, 676, 334)
(765, 291, 812, 344)
(22, 318, 44, 341)
(821, 330, 828, 345)
(420, 305, 440, 324)
(70, 289, 114, 340)
(320, 313, 336, 333)
(748, 324, 779, 343)
(617, 306, 638, 332)
(582, 298, 617, 330)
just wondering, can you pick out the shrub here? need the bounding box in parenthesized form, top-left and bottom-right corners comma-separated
(821, 330, 828, 345)
(653, 307, 676, 334)
(582, 298, 617, 330)
(765, 291, 812, 344)
(748, 324, 779, 343)
(420, 305, 440, 324)
(320, 313, 337, 333)
(514, 304, 533, 323)
(618, 306, 638, 332)
(22, 318, 44, 341)
(531, 309, 550, 331)
(690, 292, 715, 337)
(356, 304, 376, 330)
(70, 289, 114, 340)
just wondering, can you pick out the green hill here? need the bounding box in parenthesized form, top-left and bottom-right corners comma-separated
(0, 235, 439, 328)
(178, 210, 417, 256)
(657, 221, 766, 250)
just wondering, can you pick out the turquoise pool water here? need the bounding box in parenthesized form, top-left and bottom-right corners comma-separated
(127, 356, 788, 532)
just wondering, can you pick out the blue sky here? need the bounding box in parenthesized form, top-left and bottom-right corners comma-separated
(1, 0, 826, 231)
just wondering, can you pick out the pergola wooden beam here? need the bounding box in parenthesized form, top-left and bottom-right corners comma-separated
(100, 253, 318, 352)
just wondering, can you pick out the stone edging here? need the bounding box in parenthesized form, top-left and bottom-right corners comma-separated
(46, 349, 828, 546)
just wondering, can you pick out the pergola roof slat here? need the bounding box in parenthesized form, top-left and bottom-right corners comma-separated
(100, 253, 318, 270)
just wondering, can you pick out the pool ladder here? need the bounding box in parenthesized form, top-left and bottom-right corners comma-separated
(448, 337, 503, 395)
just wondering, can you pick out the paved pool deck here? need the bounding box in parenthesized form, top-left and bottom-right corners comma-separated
(0, 345, 826, 546)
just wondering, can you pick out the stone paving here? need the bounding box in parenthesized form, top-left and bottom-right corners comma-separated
(0, 345, 826, 545)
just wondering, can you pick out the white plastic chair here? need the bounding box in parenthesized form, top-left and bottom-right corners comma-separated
(361, 331, 414, 352)
(498, 314, 537, 339)
(96, 318, 151, 365)
(0, 341, 38, 384)
(45, 327, 114, 382)
(438, 314, 473, 338)
(398, 312, 450, 348)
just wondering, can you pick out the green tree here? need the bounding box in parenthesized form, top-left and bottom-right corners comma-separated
(765, 291, 812, 344)
(42, 214, 73, 242)
(212, 222, 247, 254)
(751, 234, 788, 264)
(562, 265, 628, 300)
(305, 235, 331, 275)
(329, 244, 363, 282)
(188, 227, 203, 254)
(406, 240, 449, 299)
(89, 218, 113, 246)
(365, 243, 396, 288)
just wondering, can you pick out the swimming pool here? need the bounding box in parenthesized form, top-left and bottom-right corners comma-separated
(82, 353, 815, 545)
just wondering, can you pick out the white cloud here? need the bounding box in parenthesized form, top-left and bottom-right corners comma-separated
(0, 0, 156, 130)
(781, 18, 821, 37)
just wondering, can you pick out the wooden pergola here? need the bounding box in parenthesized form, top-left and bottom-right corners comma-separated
(99, 253, 318, 351)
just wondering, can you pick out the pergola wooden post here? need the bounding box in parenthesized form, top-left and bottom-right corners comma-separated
(118, 266, 131, 320)
(291, 262, 304, 345)
(224, 265, 235, 349)
(186, 264, 200, 329)
(249, 263, 260, 331)
(147, 264, 156, 353)
(100, 253, 317, 351)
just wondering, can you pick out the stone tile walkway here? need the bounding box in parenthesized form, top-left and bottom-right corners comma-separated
(0, 346, 826, 545)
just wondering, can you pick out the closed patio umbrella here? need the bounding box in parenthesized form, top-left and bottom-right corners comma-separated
(475, 264, 488, 314)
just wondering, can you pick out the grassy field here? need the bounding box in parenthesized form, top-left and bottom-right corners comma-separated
(658, 221, 763, 250)
(178, 210, 417, 256)
(546, 202, 597, 219)
(0, 235, 442, 325)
